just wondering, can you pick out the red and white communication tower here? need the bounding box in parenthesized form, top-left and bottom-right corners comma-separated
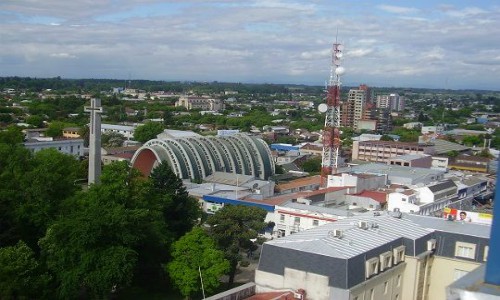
(319, 41, 344, 186)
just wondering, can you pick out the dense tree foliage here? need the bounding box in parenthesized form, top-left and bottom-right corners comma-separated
(149, 162, 202, 239)
(207, 205, 267, 285)
(39, 162, 170, 298)
(301, 156, 322, 173)
(133, 121, 164, 143)
(0, 241, 51, 299)
(167, 227, 229, 298)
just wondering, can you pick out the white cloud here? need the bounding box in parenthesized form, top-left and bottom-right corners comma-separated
(445, 7, 488, 18)
(0, 1, 499, 90)
(377, 4, 419, 14)
(347, 48, 374, 58)
(50, 53, 77, 59)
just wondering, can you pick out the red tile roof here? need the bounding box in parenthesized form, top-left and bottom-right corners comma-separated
(277, 175, 321, 191)
(246, 291, 294, 300)
(354, 190, 388, 204)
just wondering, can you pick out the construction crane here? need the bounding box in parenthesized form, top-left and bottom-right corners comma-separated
(319, 41, 344, 186)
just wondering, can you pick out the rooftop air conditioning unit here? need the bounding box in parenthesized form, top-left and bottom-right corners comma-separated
(329, 229, 343, 238)
(358, 221, 369, 230)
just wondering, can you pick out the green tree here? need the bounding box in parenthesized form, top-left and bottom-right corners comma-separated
(462, 135, 482, 147)
(167, 227, 229, 299)
(26, 115, 45, 128)
(0, 144, 32, 246)
(0, 241, 51, 299)
(0, 125, 24, 144)
(39, 162, 170, 298)
(149, 162, 202, 239)
(380, 134, 394, 141)
(16, 149, 81, 250)
(301, 156, 322, 173)
(46, 121, 67, 138)
(133, 121, 164, 143)
(101, 132, 126, 147)
(207, 205, 267, 285)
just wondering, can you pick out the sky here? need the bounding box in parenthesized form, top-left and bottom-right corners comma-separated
(1, 1, 500, 90)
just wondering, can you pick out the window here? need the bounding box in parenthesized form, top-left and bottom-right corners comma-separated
(365, 257, 380, 278)
(384, 281, 389, 294)
(294, 217, 300, 225)
(370, 288, 374, 300)
(455, 242, 476, 259)
(397, 274, 402, 287)
(313, 220, 319, 226)
(484, 246, 489, 262)
(280, 214, 285, 222)
(393, 246, 406, 264)
(394, 294, 399, 300)
(380, 251, 393, 271)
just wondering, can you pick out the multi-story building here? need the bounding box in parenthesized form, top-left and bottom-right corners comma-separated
(24, 138, 84, 157)
(62, 127, 81, 139)
(175, 95, 224, 111)
(255, 213, 490, 300)
(352, 140, 435, 163)
(341, 88, 366, 130)
(376, 94, 404, 112)
(101, 123, 136, 140)
(274, 201, 352, 237)
(388, 180, 458, 215)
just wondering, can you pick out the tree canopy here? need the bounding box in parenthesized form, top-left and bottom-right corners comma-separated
(167, 227, 229, 298)
(133, 121, 164, 143)
(207, 205, 267, 284)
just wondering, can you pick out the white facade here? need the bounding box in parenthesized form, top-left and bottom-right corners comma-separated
(431, 156, 449, 170)
(24, 138, 84, 157)
(101, 123, 135, 139)
(327, 173, 387, 193)
(387, 191, 420, 213)
(274, 203, 347, 237)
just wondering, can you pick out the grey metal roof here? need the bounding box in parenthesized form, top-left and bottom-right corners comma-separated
(265, 214, 433, 259)
(280, 202, 353, 217)
(430, 139, 470, 155)
(390, 154, 430, 161)
(344, 163, 444, 180)
(404, 214, 491, 238)
(428, 179, 456, 192)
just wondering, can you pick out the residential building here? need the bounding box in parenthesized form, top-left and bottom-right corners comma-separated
(276, 176, 321, 194)
(101, 123, 135, 139)
(24, 138, 84, 157)
(352, 140, 435, 163)
(448, 155, 490, 173)
(388, 180, 457, 215)
(62, 127, 81, 139)
(342, 163, 445, 186)
(274, 202, 352, 237)
(255, 213, 490, 300)
(175, 95, 224, 111)
(387, 154, 432, 168)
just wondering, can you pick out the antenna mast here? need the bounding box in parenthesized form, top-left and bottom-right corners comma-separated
(320, 40, 344, 186)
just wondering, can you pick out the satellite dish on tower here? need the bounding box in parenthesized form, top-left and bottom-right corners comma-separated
(335, 66, 345, 75)
(318, 103, 328, 113)
(337, 44, 344, 51)
(335, 52, 343, 58)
